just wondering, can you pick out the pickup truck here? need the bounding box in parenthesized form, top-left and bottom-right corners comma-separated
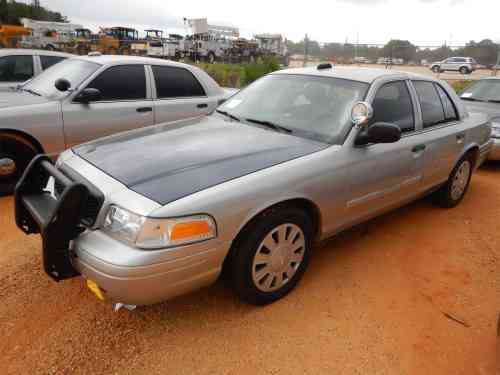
(0, 55, 231, 195)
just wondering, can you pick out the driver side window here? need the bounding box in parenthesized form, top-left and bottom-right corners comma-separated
(371, 81, 415, 133)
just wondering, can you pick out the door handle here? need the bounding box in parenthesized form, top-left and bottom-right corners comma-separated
(197, 103, 208, 109)
(136, 107, 152, 113)
(412, 144, 426, 153)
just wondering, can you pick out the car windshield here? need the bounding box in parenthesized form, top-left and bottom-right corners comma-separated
(21, 58, 101, 100)
(460, 80, 500, 102)
(218, 74, 369, 144)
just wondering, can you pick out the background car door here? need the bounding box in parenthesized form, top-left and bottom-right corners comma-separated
(151, 65, 217, 123)
(0, 54, 35, 91)
(411, 80, 463, 189)
(62, 64, 154, 148)
(441, 58, 455, 71)
(344, 80, 426, 223)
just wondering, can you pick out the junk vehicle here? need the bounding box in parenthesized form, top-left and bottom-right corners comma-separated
(19, 18, 82, 51)
(0, 25, 31, 48)
(145, 30, 183, 59)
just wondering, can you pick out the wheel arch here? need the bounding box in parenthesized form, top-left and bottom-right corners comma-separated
(221, 197, 322, 275)
(455, 143, 479, 169)
(0, 129, 44, 154)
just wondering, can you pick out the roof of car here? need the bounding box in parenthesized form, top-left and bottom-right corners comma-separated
(274, 65, 433, 84)
(0, 49, 74, 57)
(73, 54, 193, 68)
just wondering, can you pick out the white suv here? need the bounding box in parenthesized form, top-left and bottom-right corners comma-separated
(430, 57, 477, 75)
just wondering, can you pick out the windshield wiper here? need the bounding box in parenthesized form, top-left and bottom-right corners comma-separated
(21, 88, 41, 97)
(216, 109, 240, 122)
(245, 118, 292, 134)
(461, 97, 484, 102)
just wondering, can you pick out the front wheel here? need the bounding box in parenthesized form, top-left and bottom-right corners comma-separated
(230, 207, 313, 305)
(432, 65, 441, 73)
(459, 66, 470, 75)
(434, 154, 473, 208)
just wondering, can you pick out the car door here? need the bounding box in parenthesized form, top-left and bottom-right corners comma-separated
(61, 64, 154, 148)
(441, 58, 455, 72)
(410, 80, 463, 189)
(344, 80, 426, 223)
(150, 65, 217, 124)
(0, 54, 35, 91)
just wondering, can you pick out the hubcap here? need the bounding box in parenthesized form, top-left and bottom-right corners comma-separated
(451, 160, 471, 201)
(0, 158, 16, 178)
(252, 223, 305, 292)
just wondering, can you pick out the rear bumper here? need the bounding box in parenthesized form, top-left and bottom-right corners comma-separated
(72, 230, 231, 305)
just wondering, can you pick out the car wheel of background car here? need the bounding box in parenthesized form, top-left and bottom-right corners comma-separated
(435, 153, 474, 208)
(0, 134, 38, 196)
(432, 65, 441, 73)
(459, 66, 470, 75)
(229, 206, 313, 305)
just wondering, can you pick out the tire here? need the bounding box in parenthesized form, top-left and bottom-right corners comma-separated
(0, 134, 38, 196)
(434, 153, 474, 208)
(459, 66, 470, 75)
(230, 206, 313, 305)
(432, 65, 441, 73)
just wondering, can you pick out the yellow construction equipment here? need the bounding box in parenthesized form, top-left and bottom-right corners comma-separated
(0, 25, 31, 48)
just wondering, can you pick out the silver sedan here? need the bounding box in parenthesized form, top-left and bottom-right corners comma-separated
(16, 65, 491, 307)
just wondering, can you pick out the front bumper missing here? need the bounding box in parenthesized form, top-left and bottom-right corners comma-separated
(14, 155, 90, 281)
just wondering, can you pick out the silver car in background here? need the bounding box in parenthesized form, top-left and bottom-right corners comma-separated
(15, 66, 491, 307)
(460, 77, 500, 159)
(0, 48, 72, 91)
(0, 55, 230, 194)
(430, 57, 477, 75)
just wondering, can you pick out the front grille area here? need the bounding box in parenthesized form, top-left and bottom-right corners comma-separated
(56, 165, 104, 227)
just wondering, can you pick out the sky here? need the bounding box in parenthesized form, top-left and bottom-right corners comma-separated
(29, 0, 498, 46)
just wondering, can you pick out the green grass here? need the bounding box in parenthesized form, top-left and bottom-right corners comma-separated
(448, 80, 474, 94)
(196, 57, 281, 88)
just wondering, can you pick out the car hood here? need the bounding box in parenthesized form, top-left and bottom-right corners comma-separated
(463, 100, 500, 121)
(73, 116, 328, 205)
(0, 90, 51, 109)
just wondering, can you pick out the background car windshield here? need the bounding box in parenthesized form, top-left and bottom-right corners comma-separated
(461, 80, 500, 102)
(219, 74, 369, 144)
(22, 59, 100, 99)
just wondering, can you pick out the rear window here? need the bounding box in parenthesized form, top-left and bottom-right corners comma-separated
(40, 55, 66, 70)
(152, 65, 206, 98)
(413, 81, 446, 128)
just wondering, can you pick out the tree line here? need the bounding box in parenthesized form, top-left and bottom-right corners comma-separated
(0, 0, 67, 25)
(287, 38, 500, 67)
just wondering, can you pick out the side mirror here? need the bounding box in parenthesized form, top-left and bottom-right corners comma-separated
(54, 78, 71, 92)
(74, 88, 101, 103)
(355, 122, 402, 146)
(351, 101, 373, 126)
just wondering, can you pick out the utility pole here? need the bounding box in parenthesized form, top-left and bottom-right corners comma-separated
(303, 33, 308, 67)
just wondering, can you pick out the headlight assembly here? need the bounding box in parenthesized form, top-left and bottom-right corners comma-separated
(103, 205, 216, 250)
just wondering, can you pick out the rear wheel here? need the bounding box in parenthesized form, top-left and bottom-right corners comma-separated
(432, 65, 441, 73)
(434, 154, 474, 208)
(230, 206, 313, 305)
(0, 134, 38, 196)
